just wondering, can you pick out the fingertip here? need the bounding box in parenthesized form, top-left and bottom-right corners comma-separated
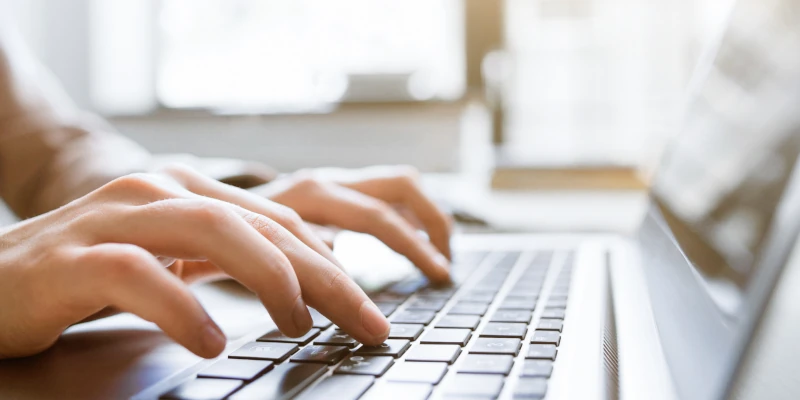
(430, 253, 451, 282)
(197, 323, 226, 358)
(434, 236, 453, 261)
(359, 301, 390, 344)
(290, 297, 314, 336)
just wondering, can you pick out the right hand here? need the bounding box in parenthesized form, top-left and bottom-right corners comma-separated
(0, 167, 391, 360)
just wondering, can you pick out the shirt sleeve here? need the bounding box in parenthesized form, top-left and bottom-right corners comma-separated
(0, 24, 151, 219)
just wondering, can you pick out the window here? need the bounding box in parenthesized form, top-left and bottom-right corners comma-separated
(157, 0, 464, 111)
(90, 0, 464, 114)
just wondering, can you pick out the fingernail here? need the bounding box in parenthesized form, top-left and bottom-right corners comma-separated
(202, 323, 226, 356)
(292, 297, 313, 333)
(360, 301, 390, 339)
(434, 253, 451, 279)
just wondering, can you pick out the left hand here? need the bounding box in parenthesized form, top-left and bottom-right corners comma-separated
(252, 166, 453, 283)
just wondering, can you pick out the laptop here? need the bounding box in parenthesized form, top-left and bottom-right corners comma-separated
(2, 0, 800, 398)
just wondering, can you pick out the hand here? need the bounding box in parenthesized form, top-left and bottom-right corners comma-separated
(252, 165, 453, 282)
(0, 165, 390, 359)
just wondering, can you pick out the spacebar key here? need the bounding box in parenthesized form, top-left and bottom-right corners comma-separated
(229, 363, 326, 400)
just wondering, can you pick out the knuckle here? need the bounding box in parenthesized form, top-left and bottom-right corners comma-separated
(325, 268, 347, 292)
(290, 173, 323, 192)
(101, 245, 150, 281)
(271, 205, 303, 229)
(103, 173, 159, 195)
(242, 211, 279, 236)
(363, 199, 394, 225)
(184, 200, 235, 227)
(157, 163, 198, 184)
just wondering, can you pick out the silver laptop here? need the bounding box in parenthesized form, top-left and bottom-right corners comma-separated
(2, 0, 800, 399)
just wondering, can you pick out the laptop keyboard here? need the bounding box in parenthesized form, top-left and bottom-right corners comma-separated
(160, 250, 574, 400)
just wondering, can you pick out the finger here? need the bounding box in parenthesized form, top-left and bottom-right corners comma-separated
(339, 168, 453, 259)
(307, 223, 338, 249)
(161, 165, 343, 269)
(296, 183, 451, 283)
(67, 244, 226, 358)
(170, 260, 230, 285)
(228, 206, 390, 345)
(97, 198, 313, 337)
(151, 169, 390, 343)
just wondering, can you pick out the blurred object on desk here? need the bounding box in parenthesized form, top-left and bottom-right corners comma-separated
(491, 148, 647, 190)
(424, 173, 648, 234)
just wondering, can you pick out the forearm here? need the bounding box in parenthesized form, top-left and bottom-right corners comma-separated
(0, 114, 151, 218)
(0, 24, 151, 218)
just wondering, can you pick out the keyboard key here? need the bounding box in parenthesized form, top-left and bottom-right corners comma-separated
(229, 342, 298, 362)
(335, 355, 394, 376)
(375, 302, 398, 317)
(546, 299, 568, 309)
(473, 282, 504, 291)
(355, 339, 411, 358)
(391, 310, 436, 325)
(314, 330, 359, 348)
(420, 328, 472, 346)
(530, 331, 561, 346)
(436, 314, 481, 330)
(405, 344, 462, 364)
(481, 323, 528, 339)
(290, 345, 350, 365)
(198, 359, 272, 381)
(258, 328, 320, 345)
(460, 291, 496, 303)
(490, 310, 532, 324)
(508, 287, 539, 296)
(388, 278, 429, 296)
(295, 375, 374, 400)
(497, 301, 536, 311)
(229, 363, 326, 400)
(442, 373, 504, 399)
(370, 292, 409, 304)
(362, 382, 432, 400)
(309, 308, 333, 329)
(406, 297, 448, 311)
(470, 338, 522, 356)
(537, 319, 563, 332)
(520, 360, 553, 378)
(507, 295, 538, 303)
(496, 252, 521, 267)
(517, 282, 544, 291)
(388, 324, 424, 340)
(418, 286, 457, 298)
(548, 294, 568, 301)
(458, 354, 514, 375)
(541, 308, 566, 319)
(161, 378, 242, 400)
(449, 302, 489, 316)
(519, 275, 545, 284)
(386, 361, 448, 384)
(498, 298, 537, 311)
(553, 280, 571, 288)
(526, 344, 557, 360)
(514, 377, 548, 399)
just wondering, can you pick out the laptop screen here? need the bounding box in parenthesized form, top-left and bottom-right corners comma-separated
(651, 0, 800, 314)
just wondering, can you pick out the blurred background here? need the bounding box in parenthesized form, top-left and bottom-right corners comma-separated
(1, 0, 735, 175)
